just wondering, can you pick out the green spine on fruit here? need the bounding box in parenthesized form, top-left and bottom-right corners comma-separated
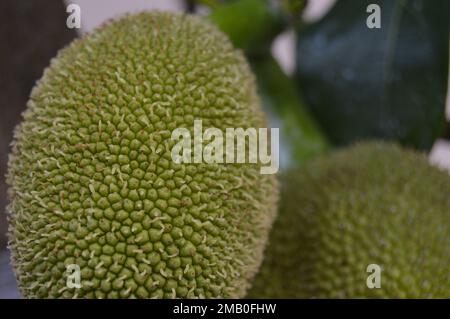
(249, 142, 450, 298)
(6, 11, 278, 299)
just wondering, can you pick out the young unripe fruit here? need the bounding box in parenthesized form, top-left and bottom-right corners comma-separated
(7, 12, 278, 299)
(249, 142, 450, 298)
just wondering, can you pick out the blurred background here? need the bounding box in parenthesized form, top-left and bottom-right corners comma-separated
(0, 0, 449, 298)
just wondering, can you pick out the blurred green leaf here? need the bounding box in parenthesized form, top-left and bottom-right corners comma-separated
(279, 0, 308, 22)
(296, 0, 449, 150)
(251, 55, 329, 168)
(206, 0, 284, 55)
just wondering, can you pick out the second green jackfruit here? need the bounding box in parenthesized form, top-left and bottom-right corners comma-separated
(249, 142, 450, 298)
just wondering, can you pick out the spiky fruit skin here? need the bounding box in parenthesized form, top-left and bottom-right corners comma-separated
(6, 12, 278, 299)
(249, 143, 450, 298)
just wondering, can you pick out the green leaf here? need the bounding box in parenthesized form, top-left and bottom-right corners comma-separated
(207, 0, 284, 55)
(250, 55, 329, 168)
(296, 0, 449, 150)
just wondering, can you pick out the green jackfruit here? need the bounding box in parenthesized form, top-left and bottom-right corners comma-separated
(6, 12, 278, 299)
(249, 142, 450, 298)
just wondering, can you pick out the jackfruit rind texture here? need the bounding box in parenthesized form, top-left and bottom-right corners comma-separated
(7, 12, 278, 299)
(249, 142, 450, 298)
